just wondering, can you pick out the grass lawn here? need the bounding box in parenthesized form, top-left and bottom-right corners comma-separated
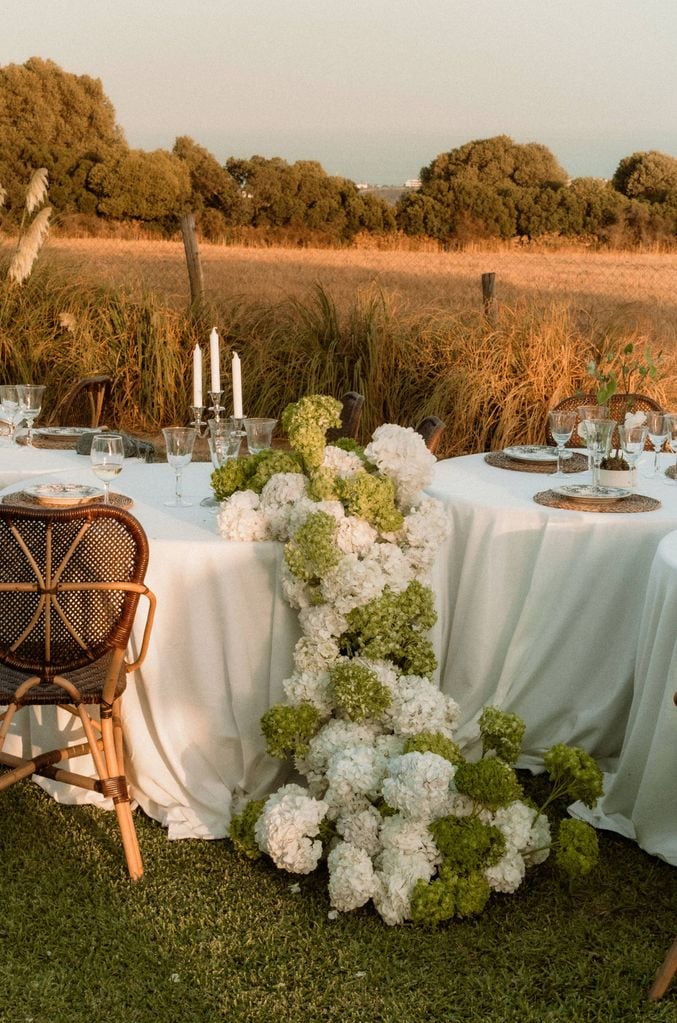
(1, 777, 675, 1023)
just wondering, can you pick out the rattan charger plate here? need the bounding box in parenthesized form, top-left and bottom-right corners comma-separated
(485, 451, 587, 474)
(1, 490, 133, 510)
(534, 489, 661, 513)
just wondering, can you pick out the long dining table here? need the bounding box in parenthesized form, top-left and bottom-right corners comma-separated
(1, 444, 677, 858)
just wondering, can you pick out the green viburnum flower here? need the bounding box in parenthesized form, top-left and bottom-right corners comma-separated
(430, 815, 506, 872)
(555, 819, 599, 878)
(410, 874, 456, 925)
(284, 511, 340, 583)
(334, 437, 367, 460)
(260, 701, 321, 760)
(404, 731, 463, 766)
(543, 744, 604, 809)
(229, 798, 266, 860)
(454, 758, 523, 811)
(479, 706, 526, 765)
(330, 661, 391, 722)
(453, 869, 492, 918)
(247, 450, 304, 492)
(337, 472, 404, 532)
(282, 394, 342, 470)
(307, 465, 339, 502)
(211, 459, 251, 501)
(342, 581, 437, 674)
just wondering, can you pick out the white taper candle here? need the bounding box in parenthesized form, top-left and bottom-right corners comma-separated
(209, 327, 220, 393)
(193, 344, 203, 407)
(232, 351, 243, 418)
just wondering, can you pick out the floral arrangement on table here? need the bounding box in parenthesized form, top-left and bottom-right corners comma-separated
(216, 395, 603, 926)
(586, 341, 659, 470)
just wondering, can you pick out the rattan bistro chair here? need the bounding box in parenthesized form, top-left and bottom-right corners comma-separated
(415, 415, 446, 455)
(0, 504, 156, 880)
(47, 374, 113, 429)
(326, 391, 365, 443)
(545, 393, 663, 450)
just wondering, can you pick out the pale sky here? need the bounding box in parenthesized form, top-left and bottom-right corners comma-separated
(2, 0, 676, 185)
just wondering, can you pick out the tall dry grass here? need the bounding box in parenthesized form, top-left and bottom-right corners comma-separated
(1, 253, 675, 458)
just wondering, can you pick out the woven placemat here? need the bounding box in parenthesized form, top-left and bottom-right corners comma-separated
(534, 489, 661, 513)
(17, 433, 80, 449)
(1, 490, 133, 510)
(485, 451, 587, 474)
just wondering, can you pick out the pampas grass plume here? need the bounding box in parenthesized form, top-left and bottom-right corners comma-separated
(25, 167, 49, 214)
(8, 206, 52, 284)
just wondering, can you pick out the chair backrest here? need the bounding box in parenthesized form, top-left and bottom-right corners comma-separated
(326, 392, 365, 442)
(546, 393, 664, 449)
(0, 504, 149, 678)
(47, 375, 113, 428)
(415, 415, 445, 455)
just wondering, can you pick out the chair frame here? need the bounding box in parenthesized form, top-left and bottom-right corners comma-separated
(47, 374, 113, 429)
(0, 503, 156, 880)
(326, 392, 365, 443)
(416, 415, 445, 455)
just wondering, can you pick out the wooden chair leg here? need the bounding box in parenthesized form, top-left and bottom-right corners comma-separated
(649, 937, 677, 1001)
(100, 708, 144, 881)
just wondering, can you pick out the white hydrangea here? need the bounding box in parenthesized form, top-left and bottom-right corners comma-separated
(485, 849, 526, 893)
(363, 542, 413, 594)
(255, 784, 328, 874)
(217, 490, 271, 541)
(381, 752, 456, 822)
(383, 674, 460, 737)
(293, 634, 341, 675)
(492, 801, 536, 852)
(259, 473, 309, 540)
(322, 445, 365, 478)
(364, 424, 437, 511)
(282, 670, 334, 717)
(298, 604, 348, 641)
(320, 552, 386, 615)
(335, 515, 378, 557)
(299, 719, 381, 786)
(379, 814, 441, 868)
(327, 841, 377, 912)
(280, 563, 314, 610)
(374, 732, 407, 760)
(335, 805, 383, 857)
(399, 498, 452, 577)
(325, 745, 389, 801)
(372, 847, 435, 925)
(523, 808, 552, 866)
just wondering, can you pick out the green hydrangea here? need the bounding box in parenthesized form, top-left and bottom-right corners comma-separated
(454, 758, 523, 811)
(410, 867, 491, 925)
(282, 395, 342, 470)
(229, 798, 266, 860)
(211, 459, 252, 501)
(479, 706, 526, 765)
(404, 731, 463, 766)
(342, 581, 437, 675)
(454, 870, 492, 918)
(307, 465, 339, 502)
(210, 449, 303, 501)
(543, 744, 604, 809)
(430, 815, 506, 871)
(284, 511, 340, 583)
(555, 819, 599, 878)
(333, 437, 367, 460)
(330, 661, 391, 722)
(260, 701, 321, 760)
(337, 472, 404, 532)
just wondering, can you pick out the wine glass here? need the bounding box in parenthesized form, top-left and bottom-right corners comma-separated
(202, 423, 242, 508)
(644, 411, 668, 478)
(162, 427, 197, 507)
(243, 418, 277, 455)
(619, 424, 648, 485)
(16, 384, 46, 447)
(548, 410, 577, 478)
(90, 433, 124, 504)
(0, 385, 26, 446)
(585, 418, 617, 492)
(576, 405, 609, 473)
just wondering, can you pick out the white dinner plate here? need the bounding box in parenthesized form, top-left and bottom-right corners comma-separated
(552, 484, 633, 502)
(23, 482, 102, 507)
(34, 427, 99, 438)
(503, 445, 570, 463)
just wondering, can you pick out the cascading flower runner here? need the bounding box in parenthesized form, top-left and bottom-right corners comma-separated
(216, 395, 603, 925)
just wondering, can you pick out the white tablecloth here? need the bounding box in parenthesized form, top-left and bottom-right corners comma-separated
(427, 454, 677, 769)
(571, 530, 677, 866)
(1, 459, 299, 839)
(0, 440, 86, 489)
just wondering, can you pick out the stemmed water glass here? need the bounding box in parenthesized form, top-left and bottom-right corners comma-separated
(16, 384, 46, 447)
(162, 427, 197, 507)
(585, 418, 617, 492)
(548, 410, 577, 478)
(243, 418, 277, 455)
(0, 385, 26, 446)
(201, 422, 242, 508)
(619, 424, 648, 485)
(644, 411, 668, 478)
(576, 405, 609, 473)
(90, 433, 125, 504)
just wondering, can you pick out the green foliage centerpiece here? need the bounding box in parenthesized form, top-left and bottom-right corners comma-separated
(218, 396, 602, 925)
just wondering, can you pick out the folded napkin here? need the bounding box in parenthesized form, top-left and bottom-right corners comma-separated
(76, 431, 156, 463)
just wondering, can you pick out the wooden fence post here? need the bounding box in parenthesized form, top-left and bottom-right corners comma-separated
(481, 272, 496, 319)
(180, 213, 204, 307)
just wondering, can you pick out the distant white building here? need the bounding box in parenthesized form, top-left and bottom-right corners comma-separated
(405, 179, 421, 189)
(356, 182, 370, 190)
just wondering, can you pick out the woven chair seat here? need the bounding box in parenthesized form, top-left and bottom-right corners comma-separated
(0, 649, 126, 706)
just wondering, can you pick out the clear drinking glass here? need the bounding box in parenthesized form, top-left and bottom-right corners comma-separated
(90, 433, 124, 504)
(201, 423, 242, 509)
(619, 425, 649, 484)
(16, 384, 46, 447)
(162, 427, 197, 507)
(576, 405, 609, 473)
(586, 418, 617, 492)
(548, 410, 577, 478)
(644, 411, 668, 478)
(243, 417, 277, 455)
(0, 385, 27, 446)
